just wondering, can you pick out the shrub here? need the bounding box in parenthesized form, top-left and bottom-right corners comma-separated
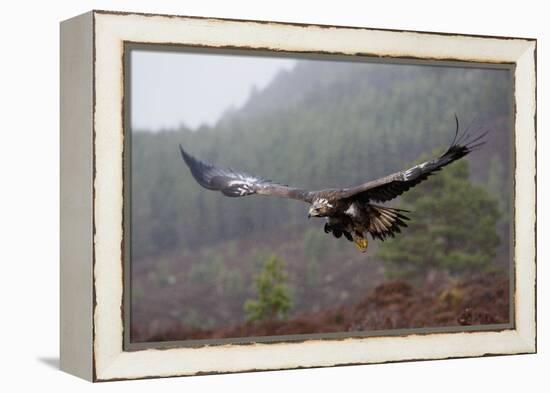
(244, 255, 292, 322)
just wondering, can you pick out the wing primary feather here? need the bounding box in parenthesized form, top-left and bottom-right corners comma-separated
(179, 145, 312, 203)
(450, 113, 460, 147)
(339, 116, 489, 203)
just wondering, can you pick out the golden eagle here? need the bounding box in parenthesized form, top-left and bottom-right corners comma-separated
(179, 117, 486, 252)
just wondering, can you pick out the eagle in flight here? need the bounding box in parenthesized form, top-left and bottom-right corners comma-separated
(179, 117, 486, 252)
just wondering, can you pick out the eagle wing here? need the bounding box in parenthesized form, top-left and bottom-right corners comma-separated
(338, 117, 487, 203)
(179, 145, 313, 203)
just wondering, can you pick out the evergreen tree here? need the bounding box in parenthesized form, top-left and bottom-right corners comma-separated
(377, 157, 501, 277)
(244, 255, 293, 322)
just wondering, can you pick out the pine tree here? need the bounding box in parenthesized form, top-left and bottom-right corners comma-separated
(377, 157, 501, 277)
(244, 255, 293, 322)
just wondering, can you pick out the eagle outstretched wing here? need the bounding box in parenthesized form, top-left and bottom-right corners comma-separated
(179, 145, 313, 203)
(338, 117, 487, 203)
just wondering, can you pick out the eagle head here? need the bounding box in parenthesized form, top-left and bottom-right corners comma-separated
(308, 198, 333, 218)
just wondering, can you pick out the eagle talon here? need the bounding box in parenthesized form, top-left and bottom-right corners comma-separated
(353, 237, 369, 252)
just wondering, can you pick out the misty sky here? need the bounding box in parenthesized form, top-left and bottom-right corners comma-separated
(131, 50, 296, 131)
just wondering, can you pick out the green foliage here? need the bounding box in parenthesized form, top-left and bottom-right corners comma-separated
(378, 158, 501, 277)
(131, 63, 512, 264)
(244, 255, 293, 322)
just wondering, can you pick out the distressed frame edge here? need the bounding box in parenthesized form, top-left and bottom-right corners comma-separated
(92, 8, 538, 42)
(512, 40, 537, 354)
(59, 11, 95, 381)
(90, 11, 537, 381)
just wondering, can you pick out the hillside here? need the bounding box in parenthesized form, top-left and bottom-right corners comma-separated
(130, 58, 513, 338)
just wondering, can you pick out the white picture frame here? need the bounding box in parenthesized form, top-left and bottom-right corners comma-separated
(60, 10, 536, 382)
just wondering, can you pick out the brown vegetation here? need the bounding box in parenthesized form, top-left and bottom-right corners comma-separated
(132, 272, 509, 342)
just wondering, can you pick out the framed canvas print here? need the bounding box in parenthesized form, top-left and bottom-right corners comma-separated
(60, 10, 537, 382)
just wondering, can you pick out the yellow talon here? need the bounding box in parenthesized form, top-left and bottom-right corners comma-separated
(354, 237, 369, 252)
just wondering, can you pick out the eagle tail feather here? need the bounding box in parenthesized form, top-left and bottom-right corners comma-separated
(367, 205, 410, 241)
